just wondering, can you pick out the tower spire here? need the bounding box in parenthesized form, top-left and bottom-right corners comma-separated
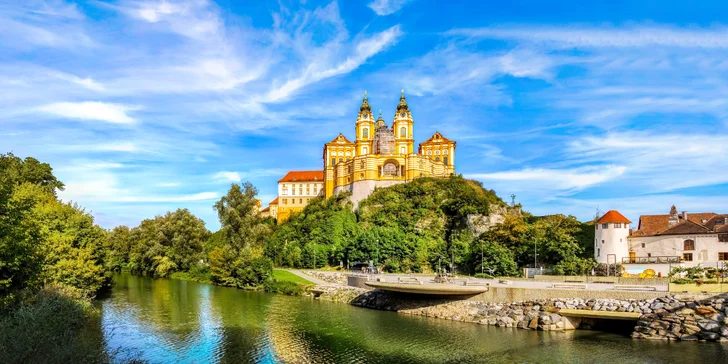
(360, 90, 371, 112)
(397, 88, 408, 111)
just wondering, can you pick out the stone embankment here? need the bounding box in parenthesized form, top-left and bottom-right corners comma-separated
(303, 271, 347, 285)
(312, 285, 728, 342)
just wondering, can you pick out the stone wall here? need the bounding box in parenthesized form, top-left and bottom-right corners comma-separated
(311, 285, 728, 343)
(632, 295, 728, 342)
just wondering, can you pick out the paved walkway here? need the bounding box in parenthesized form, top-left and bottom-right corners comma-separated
(283, 269, 334, 286)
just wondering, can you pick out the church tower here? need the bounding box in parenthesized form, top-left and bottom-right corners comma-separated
(392, 89, 414, 156)
(355, 91, 374, 156)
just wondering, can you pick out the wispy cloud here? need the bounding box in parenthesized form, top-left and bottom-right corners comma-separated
(368, 0, 411, 16)
(38, 101, 139, 124)
(213, 171, 241, 182)
(449, 25, 728, 49)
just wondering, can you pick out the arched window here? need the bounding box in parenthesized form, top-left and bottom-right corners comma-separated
(338, 158, 343, 164)
(435, 150, 440, 155)
(345, 151, 351, 157)
(400, 146, 406, 155)
(330, 158, 336, 166)
(444, 157, 448, 165)
(400, 127, 406, 138)
(684, 239, 695, 251)
(363, 128, 369, 138)
(435, 156, 440, 162)
(362, 147, 368, 154)
(443, 150, 449, 155)
(338, 151, 343, 156)
(426, 150, 432, 155)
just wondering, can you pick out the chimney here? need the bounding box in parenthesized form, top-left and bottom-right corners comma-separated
(682, 211, 688, 221)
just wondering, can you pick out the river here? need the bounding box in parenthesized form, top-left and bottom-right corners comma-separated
(97, 274, 727, 363)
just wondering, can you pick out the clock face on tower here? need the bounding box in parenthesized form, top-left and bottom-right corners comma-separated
(400, 112, 405, 118)
(363, 114, 368, 119)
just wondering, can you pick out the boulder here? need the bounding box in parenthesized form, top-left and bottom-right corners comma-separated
(697, 319, 720, 333)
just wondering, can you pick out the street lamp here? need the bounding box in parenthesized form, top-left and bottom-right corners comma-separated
(481, 239, 484, 275)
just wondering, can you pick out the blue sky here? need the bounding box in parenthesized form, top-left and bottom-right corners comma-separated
(2, 0, 728, 231)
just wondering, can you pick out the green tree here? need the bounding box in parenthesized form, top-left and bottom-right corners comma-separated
(105, 226, 132, 272)
(0, 153, 64, 196)
(468, 237, 519, 277)
(210, 183, 272, 287)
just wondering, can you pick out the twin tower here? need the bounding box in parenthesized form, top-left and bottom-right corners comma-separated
(323, 90, 457, 206)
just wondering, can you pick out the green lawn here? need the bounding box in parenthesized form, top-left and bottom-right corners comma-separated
(272, 269, 315, 285)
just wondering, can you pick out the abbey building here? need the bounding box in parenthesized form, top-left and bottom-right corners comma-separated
(323, 90, 456, 205)
(262, 90, 456, 222)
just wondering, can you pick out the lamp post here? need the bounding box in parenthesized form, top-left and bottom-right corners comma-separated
(481, 239, 484, 275)
(376, 239, 379, 271)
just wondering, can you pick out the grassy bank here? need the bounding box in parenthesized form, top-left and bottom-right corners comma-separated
(263, 269, 315, 296)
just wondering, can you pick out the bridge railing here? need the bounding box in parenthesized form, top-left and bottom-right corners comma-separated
(622, 256, 681, 264)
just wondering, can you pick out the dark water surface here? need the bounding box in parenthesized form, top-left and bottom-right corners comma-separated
(99, 274, 728, 363)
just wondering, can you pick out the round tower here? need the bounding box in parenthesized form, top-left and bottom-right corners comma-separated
(594, 210, 632, 265)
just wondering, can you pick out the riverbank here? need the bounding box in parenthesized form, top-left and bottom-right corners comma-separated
(311, 283, 728, 342)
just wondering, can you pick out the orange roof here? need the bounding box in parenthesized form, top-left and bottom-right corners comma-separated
(260, 207, 270, 212)
(633, 210, 721, 237)
(278, 171, 324, 183)
(270, 197, 279, 205)
(597, 210, 631, 224)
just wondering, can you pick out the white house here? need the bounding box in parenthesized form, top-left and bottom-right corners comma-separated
(595, 205, 728, 276)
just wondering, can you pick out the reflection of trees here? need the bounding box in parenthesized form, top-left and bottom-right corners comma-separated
(105, 274, 204, 346)
(207, 284, 273, 363)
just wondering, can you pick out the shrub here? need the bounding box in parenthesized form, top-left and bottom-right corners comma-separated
(263, 280, 304, 296)
(0, 286, 110, 363)
(473, 273, 494, 279)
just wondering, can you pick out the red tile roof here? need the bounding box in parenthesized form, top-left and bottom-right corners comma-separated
(278, 171, 324, 183)
(657, 220, 711, 235)
(597, 210, 631, 224)
(270, 197, 279, 205)
(633, 210, 723, 237)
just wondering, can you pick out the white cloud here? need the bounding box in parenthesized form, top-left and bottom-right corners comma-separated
(368, 0, 411, 16)
(265, 25, 403, 102)
(568, 132, 728, 191)
(449, 25, 728, 49)
(38, 101, 139, 124)
(467, 165, 626, 195)
(213, 171, 241, 182)
(94, 143, 138, 153)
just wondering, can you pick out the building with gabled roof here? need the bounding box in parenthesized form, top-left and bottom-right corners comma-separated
(273, 172, 324, 223)
(596, 205, 728, 275)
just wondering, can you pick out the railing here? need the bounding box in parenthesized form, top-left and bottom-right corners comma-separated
(622, 256, 681, 264)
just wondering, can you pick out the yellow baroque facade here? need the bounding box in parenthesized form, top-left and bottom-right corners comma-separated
(323, 90, 456, 204)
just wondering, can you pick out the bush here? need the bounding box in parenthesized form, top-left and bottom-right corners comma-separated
(0, 286, 110, 363)
(263, 280, 304, 296)
(473, 273, 494, 279)
(553, 257, 597, 276)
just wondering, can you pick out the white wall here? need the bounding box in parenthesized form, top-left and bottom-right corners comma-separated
(594, 222, 630, 264)
(629, 234, 728, 267)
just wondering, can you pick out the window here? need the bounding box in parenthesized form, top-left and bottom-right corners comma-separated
(615, 223, 622, 228)
(684, 239, 695, 251)
(595, 225, 598, 230)
(444, 150, 449, 155)
(647, 253, 652, 257)
(292, 189, 296, 196)
(400, 127, 406, 138)
(426, 150, 432, 155)
(719, 252, 728, 261)
(299, 199, 302, 204)
(683, 253, 693, 261)
(597, 248, 600, 257)
(435, 156, 440, 162)
(362, 147, 368, 154)
(363, 128, 369, 138)
(360, 160, 365, 169)
(641, 243, 645, 248)
(602, 223, 608, 229)
(717, 220, 725, 226)
(444, 157, 449, 166)
(283, 199, 287, 204)
(400, 146, 406, 154)
(435, 150, 440, 155)
(601, 240, 605, 244)
(338, 158, 343, 163)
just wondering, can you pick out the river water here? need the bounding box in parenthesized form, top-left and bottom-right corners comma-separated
(98, 274, 727, 363)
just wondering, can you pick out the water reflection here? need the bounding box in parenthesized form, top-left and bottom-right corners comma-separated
(100, 274, 728, 363)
